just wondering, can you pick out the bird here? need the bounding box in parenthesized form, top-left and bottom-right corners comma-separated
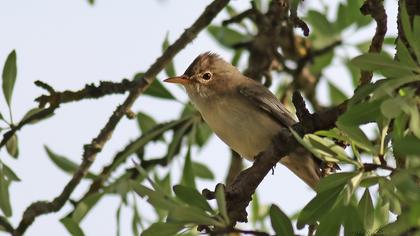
(164, 52, 322, 189)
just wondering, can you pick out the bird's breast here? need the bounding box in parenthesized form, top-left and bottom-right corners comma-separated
(196, 97, 282, 160)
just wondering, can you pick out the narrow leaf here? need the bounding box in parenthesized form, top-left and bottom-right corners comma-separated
(297, 185, 343, 229)
(136, 112, 158, 133)
(142, 222, 184, 236)
(60, 217, 85, 236)
(207, 25, 249, 48)
(162, 34, 176, 77)
(133, 72, 175, 100)
(2, 50, 17, 106)
(316, 172, 357, 193)
(5, 134, 18, 159)
(215, 184, 229, 224)
(173, 185, 212, 212)
(0, 168, 12, 217)
(181, 147, 195, 188)
(358, 189, 374, 231)
(192, 161, 214, 180)
(269, 204, 294, 236)
(44, 146, 97, 179)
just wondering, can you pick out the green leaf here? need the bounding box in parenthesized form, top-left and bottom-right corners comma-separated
(142, 222, 184, 236)
(60, 217, 85, 236)
(0, 167, 12, 217)
(347, 0, 372, 28)
(215, 184, 229, 224)
(360, 176, 381, 188)
(162, 34, 176, 77)
(153, 172, 172, 196)
(380, 97, 403, 119)
(166, 120, 192, 162)
(316, 172, 357, 193)
(5, 134, 18, 159)
(72, 192, 104, 223)
(251, 192, 260, 225)
(306, 10, 335, 36)
(371, 75, 420, 100)
(137, 112, 158, 133)
(393, 135, 420, 156)
(408, 105, 420, 139)
(374, 197, 389, 230)
(269, 204, 294, 236)
(21, 108, 54, 124)
(297, 185, 343, 229)
(195, 122, 212, 147)
(131, 182, 178, 211)
(351, 53, 418, 77)
(334, 3, 352, 30)
(396, 39, 418, 68)
(230, 49, 243, 67)
(173, 185, 212, 212)
(1, 162, 20, 182)
(358, 189, 374, 231)
(328, 81, 347, 105)
(336, 123, 373, 151)
(401, 4, 420, 62)
(44, 146, 97, 179)
(170, 206, 222, 226)
(181, 147, 196, 188)
(305, 134, 357, 165)
(131, 202, 140, 236)
(2, 50, 17, 107)
(343, 204, 364, 236)
(134, 73, 175, 100)
(207, 25, 249, 48)
(315, 206, 343, 236)
(310, 51, 334, 75)
(115, 203, 122, 236)
(192, 161, 214, 180)
(338, 99, 382, 126)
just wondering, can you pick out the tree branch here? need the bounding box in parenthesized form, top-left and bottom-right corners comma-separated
(35, 79, 136, 108)
(0, 216, 14, 233)
(359, 0, 387, 86)
(12, 1, 230, 235)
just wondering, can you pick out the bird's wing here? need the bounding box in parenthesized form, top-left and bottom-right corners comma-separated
(238, 80, 297, 128)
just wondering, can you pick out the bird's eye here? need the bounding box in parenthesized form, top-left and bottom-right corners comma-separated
(202, 72, 212, 80)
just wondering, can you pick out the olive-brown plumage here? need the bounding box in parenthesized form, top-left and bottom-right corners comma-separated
(164, 52, 321, 189)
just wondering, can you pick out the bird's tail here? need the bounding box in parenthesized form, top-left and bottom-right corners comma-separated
(279, 148, 322, 190)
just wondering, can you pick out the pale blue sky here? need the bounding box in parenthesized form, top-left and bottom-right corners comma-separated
(0, 0, 397, 235)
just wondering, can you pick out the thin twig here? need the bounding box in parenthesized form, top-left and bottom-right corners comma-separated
(0, 216, 14, 233)
(12, 1, 230, 235)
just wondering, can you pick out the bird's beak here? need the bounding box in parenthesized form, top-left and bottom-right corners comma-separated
(163, 75, 191, 85)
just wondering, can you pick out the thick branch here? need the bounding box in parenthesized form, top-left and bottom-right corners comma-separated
(12, 1, 230, 235)
(359, 0, 387, 86)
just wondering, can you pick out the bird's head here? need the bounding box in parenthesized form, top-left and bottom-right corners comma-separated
(164, 52, 241, 100)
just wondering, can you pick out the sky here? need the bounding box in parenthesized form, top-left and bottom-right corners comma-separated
(0, 0, 398, 235)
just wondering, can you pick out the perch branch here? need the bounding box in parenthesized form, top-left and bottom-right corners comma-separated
(204, 100, 347, 224)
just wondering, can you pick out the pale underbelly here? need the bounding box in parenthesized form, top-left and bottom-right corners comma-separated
(202, 104, 282, 160)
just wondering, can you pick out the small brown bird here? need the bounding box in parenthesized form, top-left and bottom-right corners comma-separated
(164, 52, 321, 189)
